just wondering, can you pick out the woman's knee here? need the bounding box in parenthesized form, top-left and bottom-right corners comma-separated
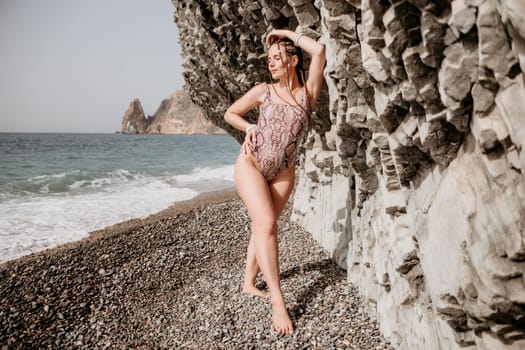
(251, 216, 277, 235)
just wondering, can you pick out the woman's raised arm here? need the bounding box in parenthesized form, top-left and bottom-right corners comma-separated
(266, 29, 326, 108)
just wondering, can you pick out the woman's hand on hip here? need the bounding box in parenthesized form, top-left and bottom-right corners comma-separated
(242, 129, 257, 155)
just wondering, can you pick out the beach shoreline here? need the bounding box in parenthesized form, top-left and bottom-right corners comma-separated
(0, 132, 239, 265)
(0, 189, 391, 349)
(87, 188, 239, 241)
(0, 188, 238, 268)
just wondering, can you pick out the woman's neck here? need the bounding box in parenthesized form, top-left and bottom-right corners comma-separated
(276, 75, 301, 90)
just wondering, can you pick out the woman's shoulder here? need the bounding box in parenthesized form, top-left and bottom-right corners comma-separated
(254, 82, 270, 93)
(247, 82, 270, 104)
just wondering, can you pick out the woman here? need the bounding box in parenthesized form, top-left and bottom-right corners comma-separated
(224, 28, 325, 335)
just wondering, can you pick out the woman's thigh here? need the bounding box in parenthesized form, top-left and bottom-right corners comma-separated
(269, 167, 295, 217)
(234, 152, 275, 225)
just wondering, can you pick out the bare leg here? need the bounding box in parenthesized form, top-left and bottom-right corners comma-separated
(236, 152, 270, 298)
(243, 234, 267, 297)
(242, 166, 294, 298)
(267, 167, 296, 335)
(234, 152, 294, 334)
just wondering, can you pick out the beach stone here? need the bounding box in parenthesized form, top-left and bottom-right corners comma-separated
(0, 195, 392, 349)
(170, 1, 525, 349)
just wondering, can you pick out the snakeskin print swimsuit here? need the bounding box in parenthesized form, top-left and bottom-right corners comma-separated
(253, 84, 310, 182)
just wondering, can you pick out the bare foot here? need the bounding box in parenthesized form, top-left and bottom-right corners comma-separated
(242, 284, 268, 298)
(271, 302, 293, 334)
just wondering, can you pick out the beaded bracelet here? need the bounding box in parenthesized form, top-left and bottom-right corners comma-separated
(245, 124, 256, 134)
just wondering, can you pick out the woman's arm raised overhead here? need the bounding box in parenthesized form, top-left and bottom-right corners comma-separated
(266, 29, 326, 108)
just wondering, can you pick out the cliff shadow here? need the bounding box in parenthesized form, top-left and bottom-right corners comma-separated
(257, 258, 346, 322)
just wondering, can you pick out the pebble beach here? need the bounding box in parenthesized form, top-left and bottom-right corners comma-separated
(1, 191, 392, 349)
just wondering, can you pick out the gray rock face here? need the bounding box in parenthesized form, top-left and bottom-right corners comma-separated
(171, 0, 525, 348)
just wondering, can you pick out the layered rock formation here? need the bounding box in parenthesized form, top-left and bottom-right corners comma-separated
(120, 90, 224, 134)
(121, 99, 148, 134)
(171, 0, 525, 349)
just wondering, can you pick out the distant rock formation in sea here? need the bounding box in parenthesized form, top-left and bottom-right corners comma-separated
(120, 90, 225, 134)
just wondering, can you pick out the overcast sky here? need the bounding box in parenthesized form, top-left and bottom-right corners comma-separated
(0, 0, 184, 133)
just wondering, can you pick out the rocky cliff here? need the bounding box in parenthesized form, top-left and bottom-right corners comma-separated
(121, 99, 149, 134)
(171, 0, 525, 349)
(120, 90, 224, 134)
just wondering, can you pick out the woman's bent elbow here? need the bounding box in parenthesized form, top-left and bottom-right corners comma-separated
(224, 111, 232, 125)
(316, 45, 326, 60)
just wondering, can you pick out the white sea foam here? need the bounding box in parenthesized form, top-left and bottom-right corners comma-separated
(1, 169, 143, 198)
(0, 133, 239, 264)
(0, 167, 234, 263)
(168, 164, 235, 192)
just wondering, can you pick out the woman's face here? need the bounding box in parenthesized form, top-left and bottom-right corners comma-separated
(268, 43, 293, 80)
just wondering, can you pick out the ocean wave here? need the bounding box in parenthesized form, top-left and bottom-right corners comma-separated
(0, 181, 200, 263)
(0, 134, 239, 263)
(0, 169, 143, 198)
(170, 164, 234, 184)
(0, 162, 236, 262)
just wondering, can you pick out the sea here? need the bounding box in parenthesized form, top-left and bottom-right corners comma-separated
(0, 133, 240, 264)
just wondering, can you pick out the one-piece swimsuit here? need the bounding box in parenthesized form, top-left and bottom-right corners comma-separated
(253, 83, 310, 182)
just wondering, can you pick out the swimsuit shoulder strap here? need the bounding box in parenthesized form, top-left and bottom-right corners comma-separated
(265, 83, 271, 95)
(302, 85, 311, 113)
(262, 83, 273, 103)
